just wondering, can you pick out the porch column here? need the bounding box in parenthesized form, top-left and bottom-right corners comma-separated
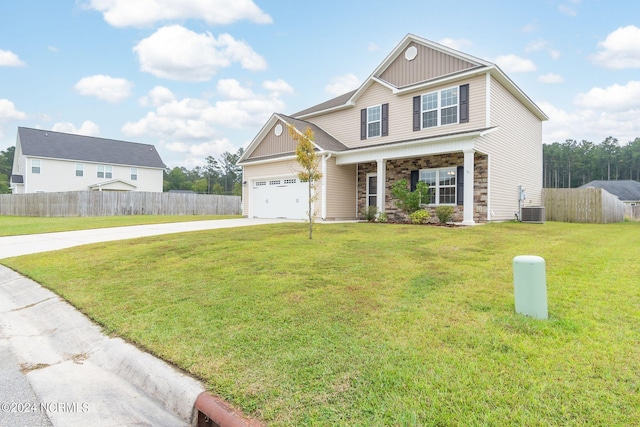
(376, 158, 386, 214)
(462, 149, 475, 225)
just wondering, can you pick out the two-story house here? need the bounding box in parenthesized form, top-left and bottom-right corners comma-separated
(238, 34, 548, 224)
(10, 127, 166, 194)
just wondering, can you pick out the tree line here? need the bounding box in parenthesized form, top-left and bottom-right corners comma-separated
(0, 145, 244, 195)
(544, 136, 640, 188)
(163, 148, 244, 195)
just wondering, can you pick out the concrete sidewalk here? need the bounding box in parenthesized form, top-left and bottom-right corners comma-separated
(0, 218, 292, 426)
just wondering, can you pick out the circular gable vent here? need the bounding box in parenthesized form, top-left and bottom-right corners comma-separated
(274, 123, 283, 136)
(405, 46, 418, 61)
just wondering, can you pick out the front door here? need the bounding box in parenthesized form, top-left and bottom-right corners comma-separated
(366, 173, 377, 208)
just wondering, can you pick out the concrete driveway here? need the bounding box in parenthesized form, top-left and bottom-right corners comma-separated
(0, 218, 293, 426)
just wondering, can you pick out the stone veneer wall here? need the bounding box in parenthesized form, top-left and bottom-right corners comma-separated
(356, 152, 488, 222)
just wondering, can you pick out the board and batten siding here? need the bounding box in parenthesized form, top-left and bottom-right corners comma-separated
(242, 158, 323, 218)
(247, 120, 297, 159)
(324, 156, 356, 219)
(475, 76, 543, 221)
(379, 41, 478, 88)
(306, 75, 486, 150)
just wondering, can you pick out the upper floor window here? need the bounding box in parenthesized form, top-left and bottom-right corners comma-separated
(367, 105, 381, 138)
(130, 167, 138, 181)
(422, 87, 458, 129)
(413, 84, 469, 131)
(360, 103, 389, 140)
(420, 167, 457, 205)
(97, 165, 112, 179)
(76, 163, 84, 177)
(31, 159, 41, 174)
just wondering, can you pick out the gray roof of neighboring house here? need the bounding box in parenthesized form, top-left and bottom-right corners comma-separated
(278, 114, 348, 152)
(579, 180, 640, 201)
(17, 127, 166, 169)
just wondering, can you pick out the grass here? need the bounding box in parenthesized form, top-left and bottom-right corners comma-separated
(0, 214, 241, 236)
(2, 221, 639, 426)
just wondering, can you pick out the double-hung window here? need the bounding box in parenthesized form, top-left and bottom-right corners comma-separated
(31, 159, 41, 174)
(367, 105, 381, 138)
(97, 165, 112, 179)
(421, 87, 458, 129)
(130, 167, 138, 181)
(420, 167, 457, 205)
(76, 163, 84, 177)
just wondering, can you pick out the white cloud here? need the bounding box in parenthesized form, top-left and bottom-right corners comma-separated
(538, 73, 565, 84)
(368, 43, 379, 52)
(262, 79, 294, 97)
(522, 23, 537, 33)
(123, 79, 287, 141)
(0, 49, 26, 67)
(558, 4, 577, 16)
(0, 99, 27, 121)
(84, 0, 272, 28)
(540, 81, 640, 144)
(439, 38, 472, 51)
(574, 81, 640, 111)
(324, 74, 361, 96)
(139, 86, 176, 107)
(52, 121, 100, 136)
(591, 25, 640, 69)
(133, 25, 266, 81)
(74, 75, 133, 103)
(494, 54, 537, 73)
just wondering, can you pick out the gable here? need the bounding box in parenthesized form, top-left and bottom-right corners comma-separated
(248, 119, 298, 159)
(379, 41, 480, 88)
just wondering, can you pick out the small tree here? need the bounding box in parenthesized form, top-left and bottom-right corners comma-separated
(390, 179, 430, 215)
(288, 125, 322, 239)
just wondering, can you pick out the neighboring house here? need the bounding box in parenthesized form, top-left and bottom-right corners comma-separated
(579, 180, 640, 206)
(238, 34, 548, 223)
(10, 127, 165, 194)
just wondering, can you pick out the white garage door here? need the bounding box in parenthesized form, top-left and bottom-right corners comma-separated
(252, 177, 310, 219)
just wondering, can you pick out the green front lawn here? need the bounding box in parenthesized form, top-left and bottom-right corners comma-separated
(0, 215, 241, 236)
(2, 222, 639, 426)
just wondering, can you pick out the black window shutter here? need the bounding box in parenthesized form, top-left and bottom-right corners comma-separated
(410, 170, 419, 192)
(360, 109, 367, 140)
(381, 103, 389, 136)
(413, 96, 421, 131)
(456, 165, 464, 205)
(459, 84, 469, 123)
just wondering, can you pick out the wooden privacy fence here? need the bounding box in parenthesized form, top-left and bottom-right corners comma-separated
(543, 188, 625, 223)
(624, 204, 640, 221)
(0, 191, 242, 217)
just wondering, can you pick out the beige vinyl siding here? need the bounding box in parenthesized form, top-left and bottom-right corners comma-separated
(475, 76, 543, 221)
(242, 159, 322, 218)
(247, 120, 297, 159)
(307, 75, 486, 150)
(324, 157, 356, 219)
(380, 41, 478, 88)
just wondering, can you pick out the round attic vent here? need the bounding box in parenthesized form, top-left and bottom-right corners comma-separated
(274, 123, 283, 136)
(405, 46, 418, 61)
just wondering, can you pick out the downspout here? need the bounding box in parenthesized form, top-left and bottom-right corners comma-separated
(321, 153, 331, 220)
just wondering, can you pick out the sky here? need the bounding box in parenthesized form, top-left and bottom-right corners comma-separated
(1, 0, 639, 168)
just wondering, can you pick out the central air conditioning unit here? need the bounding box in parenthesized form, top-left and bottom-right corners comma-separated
(521, 206, 545, 223)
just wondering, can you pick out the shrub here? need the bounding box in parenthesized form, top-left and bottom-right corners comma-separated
(364, 205, 378, 222)
(377, 212, 388, 223)
(390, 179, 430, 215)
(410, 209, 430, 224)
(435, 205, 455, 223)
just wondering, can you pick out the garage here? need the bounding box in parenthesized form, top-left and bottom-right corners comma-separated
(252, 177, 310, 219)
